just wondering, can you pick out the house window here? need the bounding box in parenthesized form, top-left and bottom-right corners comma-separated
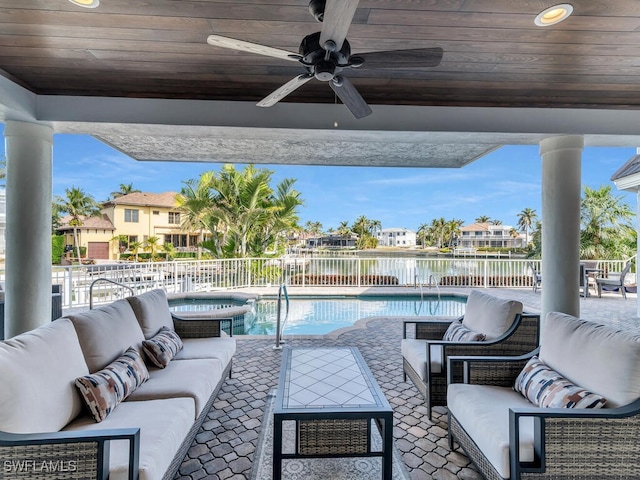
(168, 212, 180, 224)
(124, 209, 139, 223)
(153, 210, 160, 215)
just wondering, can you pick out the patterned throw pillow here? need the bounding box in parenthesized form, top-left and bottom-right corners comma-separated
(142, 326, 183, 368)
(75, 347, 150, 422)
(443, 320, 486, 342)
(514, 356, 607, 409)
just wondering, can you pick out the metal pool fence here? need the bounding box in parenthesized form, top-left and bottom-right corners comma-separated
(6, 256, 629, 310)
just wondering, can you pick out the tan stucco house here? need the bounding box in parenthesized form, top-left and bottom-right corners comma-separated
(58, 191, 200, 260)
(458, 222, 525, 250)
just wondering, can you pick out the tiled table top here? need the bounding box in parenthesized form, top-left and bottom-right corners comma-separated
(280, 347, 387, 410)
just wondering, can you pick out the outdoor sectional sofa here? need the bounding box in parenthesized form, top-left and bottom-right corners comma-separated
(447, 311, 640, 480)
(0, 289, 236, 480)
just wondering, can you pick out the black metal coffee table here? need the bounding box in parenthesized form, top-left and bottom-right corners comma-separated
(273, 346, 393, 480)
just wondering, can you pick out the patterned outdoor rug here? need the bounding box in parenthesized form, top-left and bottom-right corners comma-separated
(250, 391, 410, 480)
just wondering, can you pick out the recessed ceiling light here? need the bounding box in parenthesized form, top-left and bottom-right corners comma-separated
(535, 4, 573, 26)
(69, 0, 99, 8)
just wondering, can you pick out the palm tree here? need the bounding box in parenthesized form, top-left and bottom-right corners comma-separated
(369, 220, 382, 237)
(304, 221, 323, 236)
(183, 164, 302, 258)
(337, 221, 352, 237)
(445, 219, 464, 247)
(430, 217, 447, 248)
(129, 241, 142, 262)
(176, 173, 216, 259)
(144, 236, 160, 260)
(580, 185, 634, 259)
(475, 215, 491, 224)
(352, 215, 371, 237)
(517, 208, 538, 248)
(490, 219, 503, 225)
(352, 215, 375, 249)
(417, 223, 430, 248)
(162, 242, 176, 260)
(110, 182, 140, 199)
(54, 187, 100, 262)
(251, 177, 303, 255)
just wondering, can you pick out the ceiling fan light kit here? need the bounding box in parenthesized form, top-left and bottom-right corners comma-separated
(205, 0, 443, 119)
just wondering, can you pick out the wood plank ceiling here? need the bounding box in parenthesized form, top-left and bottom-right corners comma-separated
(1, 0, 640, 110)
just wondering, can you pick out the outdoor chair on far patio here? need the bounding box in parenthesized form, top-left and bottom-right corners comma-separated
(596, 261, 633, 299)
(401, 290, 540, 420)
(528, 261, 542, 293)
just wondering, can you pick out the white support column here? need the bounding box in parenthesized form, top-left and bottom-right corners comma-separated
(540, 135, 584, 323)
(637, 190, 640, 317)
(4, 121, 54, 338)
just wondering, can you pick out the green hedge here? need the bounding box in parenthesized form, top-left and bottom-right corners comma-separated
(52, 235, 64, 264)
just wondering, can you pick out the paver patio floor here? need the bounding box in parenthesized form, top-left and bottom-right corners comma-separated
(173, 287, 640, 480)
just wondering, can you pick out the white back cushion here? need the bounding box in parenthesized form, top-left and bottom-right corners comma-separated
(540, 312, 640, 407)
(127, 289, 174, 339)
(68, 299, 145, 373)
(0, 319, 89, 433)
(462, 290, 523, 340)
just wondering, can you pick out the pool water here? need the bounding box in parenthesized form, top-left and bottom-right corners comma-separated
(244, 295, 466, 335)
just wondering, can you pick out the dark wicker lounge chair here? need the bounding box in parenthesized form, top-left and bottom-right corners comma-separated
(401, 290, 540, 420)
(447, 312, 640, 480)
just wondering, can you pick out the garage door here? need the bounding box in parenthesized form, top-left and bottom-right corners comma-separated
(88, 242, 110, 259)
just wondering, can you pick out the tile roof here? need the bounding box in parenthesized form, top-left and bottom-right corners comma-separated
(106, 191, 179, 208)
(460, 222, 490, 231)
(58, 214, 115, 231)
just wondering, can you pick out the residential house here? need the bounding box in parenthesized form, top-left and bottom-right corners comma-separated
(376, 228, 417, 247)
(458, 222, 525, 249)
(305, 234, 358, 249)
(58, 192, 200, 260)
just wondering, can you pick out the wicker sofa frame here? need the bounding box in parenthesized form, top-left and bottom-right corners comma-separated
(447, 353, 640, 480)
(0, 314, 232, 480)
(402, 312, 540, 420)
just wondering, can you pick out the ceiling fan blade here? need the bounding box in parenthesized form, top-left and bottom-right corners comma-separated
(320, 0, 360, 51)
(355, 47, 443, 69)
(257, 74, 314, 107)
(207, 34, 300, 62)
(329, 75, 372, 119)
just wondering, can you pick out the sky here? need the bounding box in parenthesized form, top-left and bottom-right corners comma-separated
(0, 124, 637, 231)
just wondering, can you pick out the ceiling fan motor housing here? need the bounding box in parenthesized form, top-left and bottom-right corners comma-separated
(299, 32, 351, 81)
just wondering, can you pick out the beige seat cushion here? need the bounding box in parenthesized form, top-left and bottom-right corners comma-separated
(0, 319, 89, 433)
(448, 384, 536, 479)
(127, 289, 175, 339)
(64, 397, 194, 480)
(540, 312, 640, 407)
(400, 339, 444, 378)
(126, 358, 223, 415)
(175, 336, 236, 367)
(462, 290, 523, 340)
(68, 299, 145, 373)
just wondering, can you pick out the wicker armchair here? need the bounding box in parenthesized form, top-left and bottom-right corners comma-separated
(401, 290, 540, 420)
(447, 312, 640, 480)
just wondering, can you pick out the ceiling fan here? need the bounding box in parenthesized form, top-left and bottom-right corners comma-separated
(206, 0, 443, 119)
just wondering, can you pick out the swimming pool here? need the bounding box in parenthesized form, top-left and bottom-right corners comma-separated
(169, 295, 466, 336)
